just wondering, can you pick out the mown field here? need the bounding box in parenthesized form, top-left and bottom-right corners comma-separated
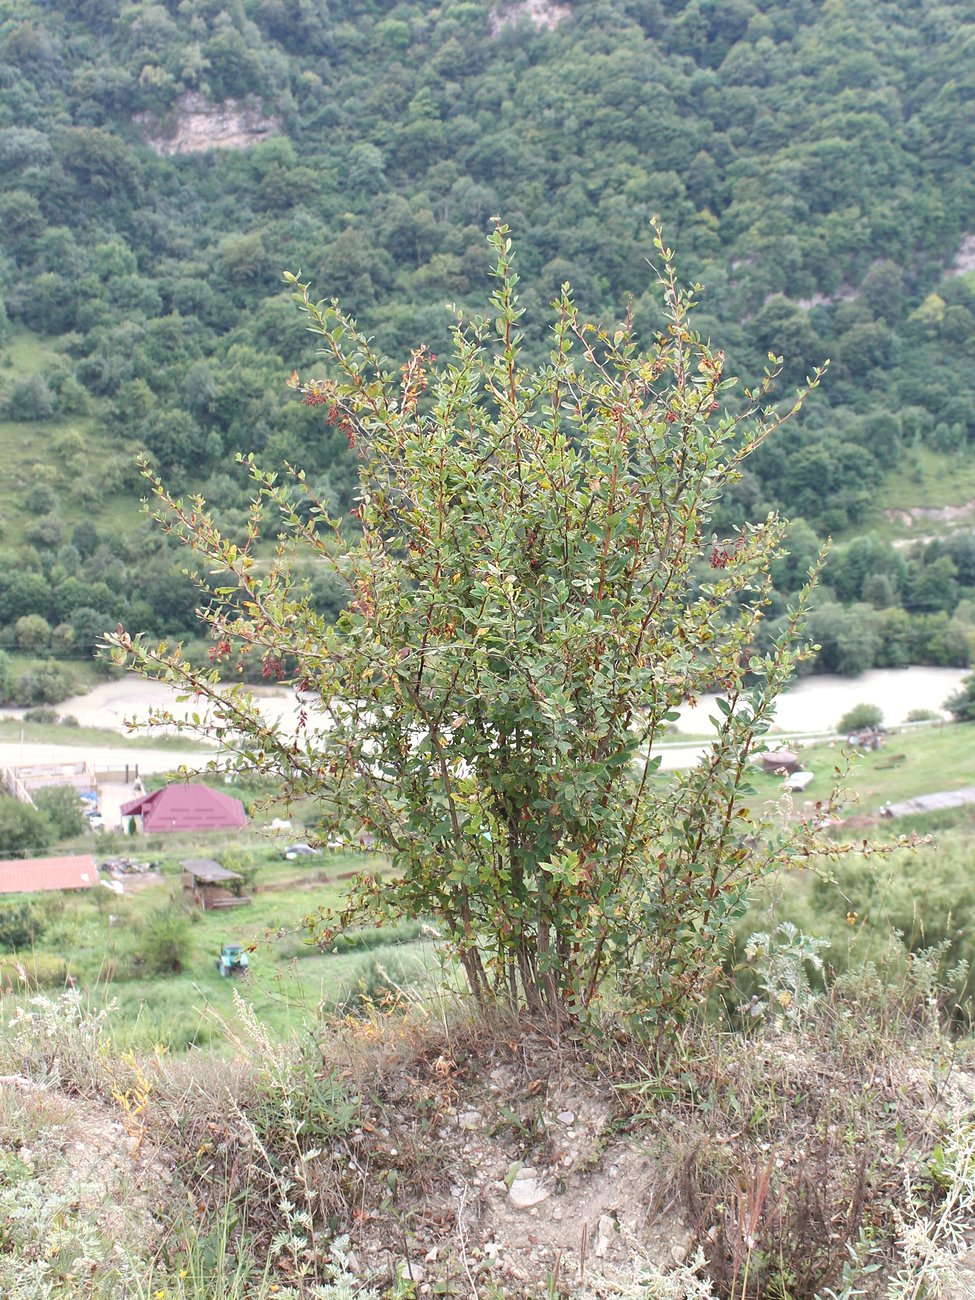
(729, 721, 975, 1015)
(1, 834, 437, 1053)
(746, 719, 975, 813)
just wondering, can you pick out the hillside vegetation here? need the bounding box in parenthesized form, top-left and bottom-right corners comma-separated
(4, 8, 975, 1295)
(0, 0, 974, 683)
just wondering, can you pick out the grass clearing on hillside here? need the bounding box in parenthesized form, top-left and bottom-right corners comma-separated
(873, 444, 975, 536)
(0, 416, 98, 546)
(0, 328, 143, 545)
(0, 712, 204, 750)
(0, 327, 61, 375)
(746, 720, 975, 812)
(1, 847, 440, 1051)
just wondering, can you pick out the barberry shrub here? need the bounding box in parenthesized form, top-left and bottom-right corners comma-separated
(109, 225, 834, 1032)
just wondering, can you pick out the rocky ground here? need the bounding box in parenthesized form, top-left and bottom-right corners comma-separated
(301, 1015, 975, 1298)
(2, 1001, 975, 1297)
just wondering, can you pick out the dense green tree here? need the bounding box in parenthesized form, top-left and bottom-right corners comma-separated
(0, 900, 45, 951)
(33, 785, 86, 839)
(25, 516, 66, 552)
(947, 673, 975, 723)
(862, 572, 898, 611)
(3, 374, 55, 420)
(71, 522, 100, 558)
(929, 534, 975, 588)
(770, 519, 823, 594)
(910, 613, 971, 667)
(0, 573, 49, 627)
(831, 535, 905, 604)
(0, 797, 52, 858)
(69, 607, 112, 657)
(806, 602, 882, 676)
(14, 614, 52, 655)
(904, 554, 959, 614)
(56, 127, 141, 200)
(838, 703, 883, 734)
(12, 663, 76, 706)
(746, 296, 825, 389)
(140, 906, 192, 975)
(874, 607, 914, 667)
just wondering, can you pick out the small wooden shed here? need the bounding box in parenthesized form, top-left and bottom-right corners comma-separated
(181, 858, 250, 910)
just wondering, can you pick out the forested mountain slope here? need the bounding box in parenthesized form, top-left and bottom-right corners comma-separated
(1, 0, 975, 681)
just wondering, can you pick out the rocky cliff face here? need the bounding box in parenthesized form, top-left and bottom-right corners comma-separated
(134, 92, 280, 156)
(946, 232, 975, 278)
(489, 0, 572, 35)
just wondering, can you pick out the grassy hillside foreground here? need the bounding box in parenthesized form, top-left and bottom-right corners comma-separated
(0, 975, 973, 1299)
(0, 845, 436, 1052)
(2, 725, 975, 1295)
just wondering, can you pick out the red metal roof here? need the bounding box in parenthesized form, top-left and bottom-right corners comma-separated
(120, 783, 247, 832)
(0, 855, 96, 894)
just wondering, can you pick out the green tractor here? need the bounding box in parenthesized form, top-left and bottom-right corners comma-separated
(215, 943, 249, 978)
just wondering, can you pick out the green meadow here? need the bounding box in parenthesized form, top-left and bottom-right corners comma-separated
(3, 842, 436, 1052)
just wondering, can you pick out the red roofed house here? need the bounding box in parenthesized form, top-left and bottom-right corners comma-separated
(120, 783, 248, 834)
(0, 855, 96, 895)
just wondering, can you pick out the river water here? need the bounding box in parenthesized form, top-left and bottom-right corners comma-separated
(676, 665, 969, 735)
(15, 665, 973, 740)
(0, 666, 968, 788)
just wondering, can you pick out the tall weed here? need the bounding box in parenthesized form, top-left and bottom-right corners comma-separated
(886, 1124, 975, 1299)
(4, 988, 115, 1094)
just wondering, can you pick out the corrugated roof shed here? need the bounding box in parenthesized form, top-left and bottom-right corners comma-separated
(0, 855, 95, 894)
(882, 787, 975, 818)
(181, 858, 243, 883)
(120, 783, 247, 832)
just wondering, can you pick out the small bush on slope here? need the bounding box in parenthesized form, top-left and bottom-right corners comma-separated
(109, 227, 852, 1036)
